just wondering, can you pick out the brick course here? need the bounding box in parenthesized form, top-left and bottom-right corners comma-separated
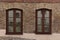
(0, 0, 60, 3)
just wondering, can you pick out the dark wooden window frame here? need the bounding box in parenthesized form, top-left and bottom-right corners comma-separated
(6, 8, 23, 35)
(35, 8, 52, 34)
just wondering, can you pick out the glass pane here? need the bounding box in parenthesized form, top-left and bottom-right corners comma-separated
(8, 26, 13, 32)
(16, 22, 21, 32)
(8, 19, 13, 32)
(8, 10, 13, 17)
(44, 10, 50, 32)
(45, 11, 49, 17)
(16, 10, 21, 32)
(37, 11, 42, 32)
(44, 18, 50, 32)
(37, 18, 42, 24)
(37, 25, 42, 32)
(44, 18, 49, 25)
(37, 11, 42, 17)
(8, 10, 14, 32)
(16, 10, 21, 18)
(44, 26, 50, 32)
(8, 18, 13, 22)
(16, 18, 21, 22)
(8, 18, 13, 32)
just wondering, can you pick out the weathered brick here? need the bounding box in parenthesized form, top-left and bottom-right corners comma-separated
(16, 0, 23, 2)
(0, 0, 60, 3)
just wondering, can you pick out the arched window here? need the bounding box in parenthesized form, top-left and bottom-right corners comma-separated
(35, 8, 52, 34)
(6, 8, 23, 35)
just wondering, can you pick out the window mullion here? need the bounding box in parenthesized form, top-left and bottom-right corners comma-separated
(6, 10, 8, 33)
(49, 10, 52, 33)
(42, 10, 45, 33)
(13, 10, 16, 33)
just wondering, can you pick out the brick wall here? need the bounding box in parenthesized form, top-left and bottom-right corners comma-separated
(0, 0, 60, 3)
(0, 3, 60, 33)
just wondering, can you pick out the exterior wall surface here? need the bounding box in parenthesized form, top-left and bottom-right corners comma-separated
(0, 0, 60, 3)
(0, 2, 60, 33)
(0, 30, 60, 40)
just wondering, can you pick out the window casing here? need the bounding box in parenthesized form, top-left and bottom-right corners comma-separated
(6, 8, 23, 35)
(35, 8, 52, 34)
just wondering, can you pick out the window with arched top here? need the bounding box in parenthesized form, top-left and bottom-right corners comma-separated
(6, 8, 23, 35)
(35, 8, 52, 34)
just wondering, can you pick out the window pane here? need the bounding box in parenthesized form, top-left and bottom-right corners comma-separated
(16, 10, 21, 32)
(8, 10, 13, 17)
(8, 18, 13, 32)
(44, 10, 50, 32)
(16, 10, 21, 18)
(44, 18, 50, 32)
(16, 18, 21, 22)
(37, 18, 42, 24)
(8, 18, 13, 22)
(37, 19, 42, 32)
(37, 11, 42, 17)
(16, 22, 21, 32)
(8, 10, 14, 32)
(16, 19, 21, 32)
(37, 10, 42, 32)
(37, 24, 42, 32)
(44, 26, 50, 32)
(8, 26, 13, 32)
(44, 18, 49, 25)
(45, 11, 49, 17)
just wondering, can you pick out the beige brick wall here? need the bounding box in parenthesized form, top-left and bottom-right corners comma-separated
(0, 2, 60, 33)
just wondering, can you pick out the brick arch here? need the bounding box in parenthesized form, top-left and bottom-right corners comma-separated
(36, 8, 52, 11)
(6, 8, 23, 11)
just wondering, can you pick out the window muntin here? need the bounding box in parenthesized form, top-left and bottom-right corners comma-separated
(36, 8, 52, 34)
(6, 8, 23, 34)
